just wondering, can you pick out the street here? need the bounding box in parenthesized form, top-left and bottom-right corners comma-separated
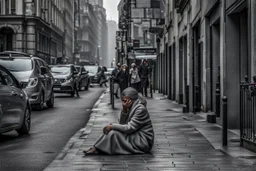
(0, 87, 105, 171)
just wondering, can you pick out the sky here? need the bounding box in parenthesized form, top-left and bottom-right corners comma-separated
(103, 0, 120, 22)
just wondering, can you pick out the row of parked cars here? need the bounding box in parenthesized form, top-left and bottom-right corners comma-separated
(0, 51, 96, 136)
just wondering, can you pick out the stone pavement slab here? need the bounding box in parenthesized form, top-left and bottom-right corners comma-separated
(45, 91, 256, 171)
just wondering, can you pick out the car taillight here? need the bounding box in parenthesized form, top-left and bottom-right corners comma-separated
(27, 78, 38, 88)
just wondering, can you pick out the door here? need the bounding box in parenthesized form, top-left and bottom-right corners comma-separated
(36, 59, 48, 99)
(0, 68, 24, 128)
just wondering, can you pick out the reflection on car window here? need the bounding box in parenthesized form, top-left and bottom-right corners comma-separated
(84, 66, 98, 74)
(0, 58, 32, 72)
(0, 70, 17, 87)
(50, 66, 71, 75)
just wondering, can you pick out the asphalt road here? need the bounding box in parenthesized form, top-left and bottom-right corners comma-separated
(0, 87, 105, 171)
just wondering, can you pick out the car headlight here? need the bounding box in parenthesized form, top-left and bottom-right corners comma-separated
(94, 75, 98, 79)
(64, 77, 73, 83)
(27, 78, 38, 88)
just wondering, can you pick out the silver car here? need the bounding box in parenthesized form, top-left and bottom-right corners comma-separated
(50, 64, 79, 97)
(0, 51, 55, 111)
(0, 65, 31, 135)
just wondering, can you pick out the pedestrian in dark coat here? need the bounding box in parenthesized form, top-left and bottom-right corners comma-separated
(99, 66, 107, 87)
(117, 64, 129, 93)
(111, 63, 121, 98)
(139, 60, 149, 97)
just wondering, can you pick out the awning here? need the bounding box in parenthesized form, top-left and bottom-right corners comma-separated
(135, 55, 157, 60)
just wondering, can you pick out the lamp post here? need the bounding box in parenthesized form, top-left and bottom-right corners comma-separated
(97, 46, 100, 66)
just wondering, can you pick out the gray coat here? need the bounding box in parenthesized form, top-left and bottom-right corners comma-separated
(94, 99, 154, 154)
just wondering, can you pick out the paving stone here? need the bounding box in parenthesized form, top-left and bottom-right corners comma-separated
(44, 92, 256, 171)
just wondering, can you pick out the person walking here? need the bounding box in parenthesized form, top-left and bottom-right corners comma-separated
(99, 66, 108, 87)
(111, 63, 121, 98)
(129, 63, 141, 92)
(139, 60, 149, 97)
(117, 64, 129, 93)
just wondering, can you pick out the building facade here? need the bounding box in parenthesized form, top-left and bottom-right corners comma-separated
(0, 0, 78, 64)
(78, 0, 107, 65)
(107, 20, 117, 67)
(158, 0, 256, 152)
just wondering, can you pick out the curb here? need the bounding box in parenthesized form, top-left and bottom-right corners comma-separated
(45, 90, 107, 167)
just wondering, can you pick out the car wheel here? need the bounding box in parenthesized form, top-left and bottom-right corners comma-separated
(17, 105, 31, 135)
(46, 91, 54, 108)
(36, 92, 44, 111)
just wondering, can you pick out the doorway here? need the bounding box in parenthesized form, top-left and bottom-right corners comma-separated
(0, 27, 14, 51)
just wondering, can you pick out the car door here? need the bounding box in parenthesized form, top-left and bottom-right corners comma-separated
(42, 61, 53, 99)
(0, 68, 25, 129)
(35, 59, 48, 99)
(80, 67, 86, 87)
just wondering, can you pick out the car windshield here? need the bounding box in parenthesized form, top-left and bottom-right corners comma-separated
(50, 66, 71, 75)
(84, 66, 98, 74)
(0, 58, 32, 72)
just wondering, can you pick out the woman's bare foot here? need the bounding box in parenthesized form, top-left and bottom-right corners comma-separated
(83, 147, 99, 155)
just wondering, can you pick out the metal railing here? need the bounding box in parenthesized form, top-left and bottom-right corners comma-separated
(240, 83, 256, 145)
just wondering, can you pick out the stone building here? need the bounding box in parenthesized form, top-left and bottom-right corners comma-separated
(78, 0, 107, 65)
(0, 0, 77, 64)
(158, 0, 256, 152)
(107, 20, 117, 67)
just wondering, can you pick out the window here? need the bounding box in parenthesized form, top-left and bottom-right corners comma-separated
(0, 69, 17, 87)
(5, 0, 9, 14)
(11, 0, 15, 14)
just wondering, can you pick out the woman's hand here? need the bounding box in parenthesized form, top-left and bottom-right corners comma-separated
(122, 99, 133, 112)
(103, 125, 113, 135)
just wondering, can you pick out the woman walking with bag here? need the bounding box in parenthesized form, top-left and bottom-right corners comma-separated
(129, 63, 141, 92)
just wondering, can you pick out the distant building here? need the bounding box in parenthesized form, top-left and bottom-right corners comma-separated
(78, 0, 107, 65)
(107, 20, 117, 67)
(64, 0, 75, 64)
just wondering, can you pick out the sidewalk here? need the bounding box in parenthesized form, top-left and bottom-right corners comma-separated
(45, 90, 256, 171)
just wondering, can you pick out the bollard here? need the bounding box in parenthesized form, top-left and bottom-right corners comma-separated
(222, 96, 228, 146)
(111, 78, 115, 109)
(216, 89, 220, 117)
(110, 77, 112, 104)
(186, 85, 189, 113)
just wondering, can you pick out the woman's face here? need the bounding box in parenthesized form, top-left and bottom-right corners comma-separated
(121, 96, 133, 107)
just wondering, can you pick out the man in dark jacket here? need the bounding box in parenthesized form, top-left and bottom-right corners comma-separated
(111, 63, 121, 98)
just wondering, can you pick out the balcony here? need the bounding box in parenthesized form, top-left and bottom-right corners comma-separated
(175, 0, 189, 13)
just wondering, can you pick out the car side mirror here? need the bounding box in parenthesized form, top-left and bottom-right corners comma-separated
(41, 66, 47, 75)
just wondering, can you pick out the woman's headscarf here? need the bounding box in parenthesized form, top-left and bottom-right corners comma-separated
(121, 87, 139, 100)
(121, 87, 147, 106)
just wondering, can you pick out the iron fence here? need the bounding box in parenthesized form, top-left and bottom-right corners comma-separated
(240, 83, 256, 145)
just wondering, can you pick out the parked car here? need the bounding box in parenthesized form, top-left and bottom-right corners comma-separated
(84, 65, 101, 84)
(0, 51, 55, 111)
(50, 64, 78, 97)
(75, 65, 90, 90)
(0, 65, 31, 135)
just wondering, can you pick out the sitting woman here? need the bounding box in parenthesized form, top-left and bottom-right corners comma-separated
(84, 87, 154, 155)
